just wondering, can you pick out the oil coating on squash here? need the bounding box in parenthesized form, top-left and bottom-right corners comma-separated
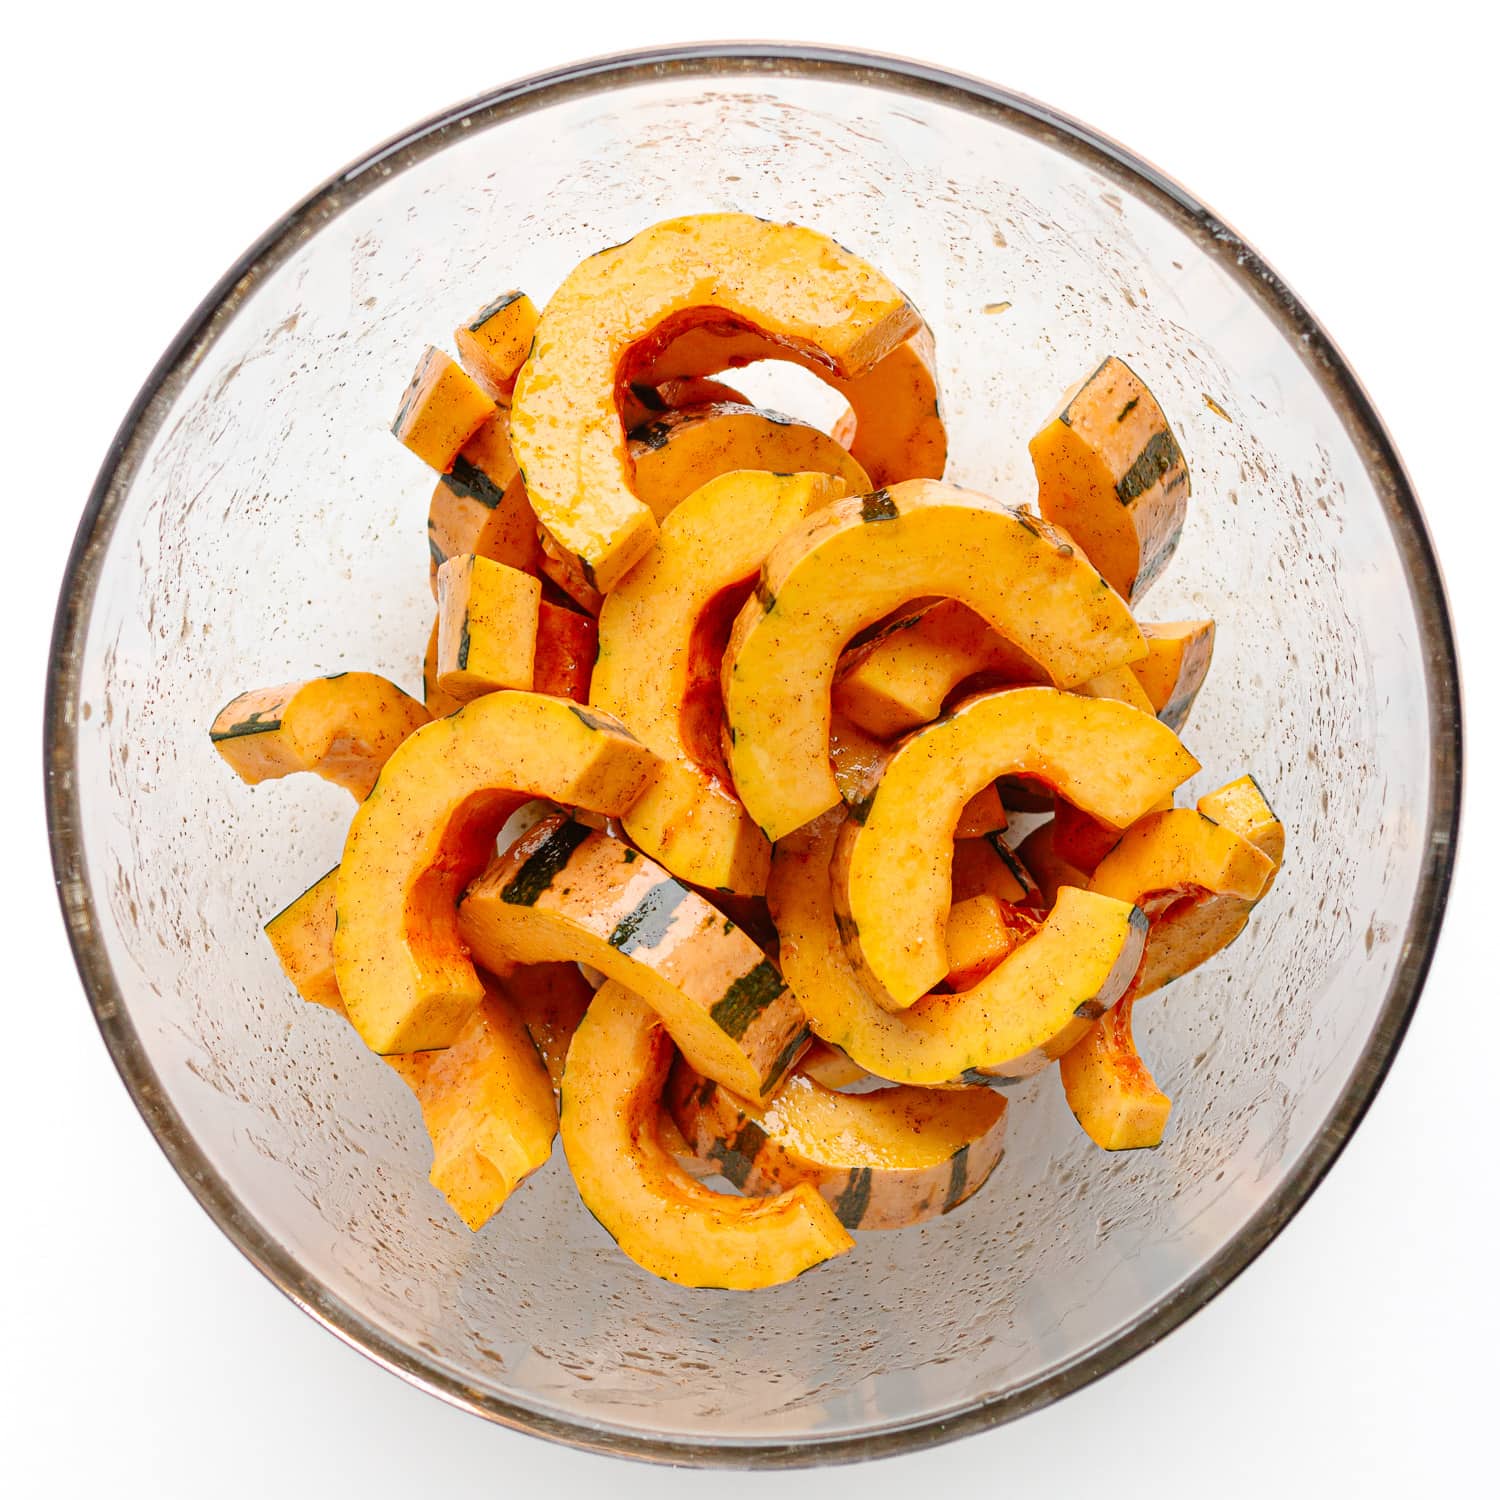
(592, 470, 848, 895)
(1132, 620, 1216, 732)
(667, 1061, 1007, 1230)
(264, 868, 342, 1012)
(831, 686, 1198, 1010)
(453, 290, 539, 402)
(722, 479, 1146, 841)
(332, 692, 658, 1055)
(391, 346, 497, 472)
(1029, 355, 1190, 602)
(560, 982, 853, 1289)
(509, 212, 920, 591)
(210, 673, 430, 801)
(768, 812, 1147, 1087)
(433, 555, 542, 702)
(459, 815, 810, 1107)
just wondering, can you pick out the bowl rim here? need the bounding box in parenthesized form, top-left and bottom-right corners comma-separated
(44, 41, 1463, 1468)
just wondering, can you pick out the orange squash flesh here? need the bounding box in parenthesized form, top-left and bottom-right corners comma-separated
(433, 555, 542, 702)
(532, 602, 597, 703)
(392, 346, 497, 472)
(1056, 993, 1171, 1150)
(1133, 620, 1216, 732)
(264, 869, 342, 1012)
(454, 290, 539, 402)
(510, 212, 921, 591)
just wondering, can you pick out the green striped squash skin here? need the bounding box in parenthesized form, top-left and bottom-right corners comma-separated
(666, 1060, 1008, 1230)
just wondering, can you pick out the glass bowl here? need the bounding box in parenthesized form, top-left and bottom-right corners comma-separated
(45, 44, 1461, 1466)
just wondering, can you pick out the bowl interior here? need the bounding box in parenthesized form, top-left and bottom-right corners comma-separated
(53, 51, 1454, 1461)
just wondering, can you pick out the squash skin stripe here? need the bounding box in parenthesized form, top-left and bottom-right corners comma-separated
(609, 881, 692, 953)
(502, 819, 593, 907)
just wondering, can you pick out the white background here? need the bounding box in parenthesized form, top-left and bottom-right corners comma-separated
(3, 3, 1494, 1494)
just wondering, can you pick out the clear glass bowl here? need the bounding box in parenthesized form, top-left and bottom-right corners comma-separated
(45, 44, 1461, 1466)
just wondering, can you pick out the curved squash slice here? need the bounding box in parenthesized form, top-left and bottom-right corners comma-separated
(211, 673, 430, 801)
(532, 602, 597, 703)
(619, 375, 750, 431)
(536, 528, 604, 616)
(388, 989, 557, 1229)
(831, 687, 1197, 1009)
(333, 693, 658, 1055)
(265, 868, 341, 1012)
(1133, 620, 1216, 732)
(795, 1040, 870, 1090)
(593, 470, 847, 895)
(666, 1063, 1006, 1229)
(722, 480, 1146, 840)
(560, 981, 853, 1289)
(459, 815, 809, 1106)
(642, 322, 946, 487)
(1029, 355, 1190, 601)
(1016, 821, 1089, 907)
(768, 813, 1147, 1087)
(434, 555, 542, 702)
(952, 831, 1040, 908)
(392, 346, 497, 472)
(1089, 802, 1277, 999)
(832, 598, 1045, 740)
(1199, 773, 1285, 870)
(628, 402, 870, 522)
(426, 423, 542, 598)
(509, 212, 921, 591)
(422, 618, 468, 718)
(944, 894, 1039, 990)
(454, 290, 539, 402)
(495, 962, 594, 1094)
(1056, 993, 1170, 1151)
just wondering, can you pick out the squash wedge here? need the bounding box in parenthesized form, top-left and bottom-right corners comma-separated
(1199, 773, 1285, 870)
(1017, 820, 1089, 907)
(1056, 993, 1171, 1151)
(388, 990, 557, 1229)
(454, 290, 539, 402)
(1089, 802, 1277, 999)
(509, 212, 921, 591)
(1133, 620, 1216, 732)
(560, 982, 853, 1289)
(333, 693, 658, 1055)
(459, 815, 809, 1106)
(619, 375, 750, 431)
(944, 894, 1039, 990)
(642, 321, 946, 487)
(832, 597, 1045, 740)
(536, 528, 604, 616)
(831, 686, 1197, 1009)
(593, 470, 847, 895)
(722, 480, 1146, 840)
(422, 618, 468, 718)
(210, 673, 430, 801)
(1029, 355, 1190, 601)
(768, 813, 1147, 1086)
(494, 962, 594, 1094)
(265, 868, 341, 1012)
(952, 831, 1039, 908)
(628, 402, 870, 522)
(392, 346, 496, 472)
(667, 1063, 1007, 1229)
(426, 427, 542, 598)
(795, 1040, 871, 1091)
(532, 602, 597, 703)
(434, 555, 542, 702)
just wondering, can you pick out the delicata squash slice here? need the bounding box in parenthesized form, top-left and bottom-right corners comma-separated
(768, 813, 1148, 1087)
(210, 673, 430, 801)
(265, 868, 341, 1012)
(626, 402, 870, 523)
(723, 480, 1146, 841)
(560, 982, 854, 1289)
(592, 470, 848, 895)
(1133, 620, 1216, 733)
(640, 319, 946, 487)
(831, 687, 1198, 1010)
(667, 1061, 1008, 1230)
(1029, 355, 1190, 602)
(426, 429, 543, 597)
(459, 815, 810, 1107)
(1056, 992, 1170, 1152)
(333, 692, 659, 1055)
(508, 212, 921, 591)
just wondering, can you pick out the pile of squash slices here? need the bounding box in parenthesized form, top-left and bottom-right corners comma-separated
(211, 214, 1284, 1291)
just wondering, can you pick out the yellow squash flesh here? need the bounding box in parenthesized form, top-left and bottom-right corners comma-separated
(388, 991, 558, 1229)
(210, 673, 430, 801)
(559, 982, 853, 1289)
(509, 212, 921, 591)
(391, 346, 496, 472)
(723, 480, 1146, 840)
(459, 815, 809, 1107)
(627, 402, 870, 522)
(643, 321, 946, 487)
(768, 813, 1147, 1087)
(264, 869, 342, 1012)
(667, 1063, 1007, 1230)
(494, 962, 595, 1094)
(333, 693, 658, 1054)
(1056, 993, 1171, 1150)
(434, 555, 542, 701)
(454, 290, 539, 402)
(426, 422, 542, 599)
(1133, 620, 1216, 733)
(1029, 355, 1190, 601)
(592, 470, 847, 895)
(832, 686, 1198, 1008)
(1016, 821, 1089, 907)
